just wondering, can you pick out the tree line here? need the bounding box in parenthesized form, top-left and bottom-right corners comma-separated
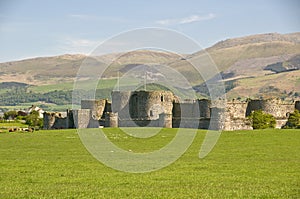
(0, 87, 72, 106)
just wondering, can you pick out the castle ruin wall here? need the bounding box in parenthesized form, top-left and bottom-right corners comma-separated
(81, 99, 106, 120)
(295, 101, 300, 111)
(246, 99, 294, 119)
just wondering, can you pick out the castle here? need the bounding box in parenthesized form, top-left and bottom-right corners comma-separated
(43, 90, 300, 131)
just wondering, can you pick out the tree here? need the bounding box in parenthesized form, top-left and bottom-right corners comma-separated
(284, 110, 300, 129)
(4, 110, 18, 120)
(25, 110, 43, 128)
(248, 110, 276, 129)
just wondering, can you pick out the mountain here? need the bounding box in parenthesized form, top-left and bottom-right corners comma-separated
(0, 32, 299, 108)
(264, 55, 300, 73)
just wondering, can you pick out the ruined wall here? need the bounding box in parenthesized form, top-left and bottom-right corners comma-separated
(111, 91, 132, 119)
(176, 100, 200, 118)
(209, 107, 225, 130)
(223, 118, 252, 131)
(198, 99, 211, 118)
(222, 101, 252, 130)
(279, 104, 296, 118)
(246, 100, 263, 116)
(159, 113, 172, 128)
(118, 119, 159, 127)
(52, 118, 68, 129)
(49, 91, 299, 130)
(81, 99, 106, 120)
(226, 101, 248, 119)
(43, 112, 56, 129)
(172, 103, 181, 118)
(295, 101, 300, 111)
(173, 99, 211, 119)
(105, 112, 118, 127)
(246, 99, 294, 118)
(260, 99, 294, 118)
(66, 110, 75, 128)
(112, 90, 175, 121)
(136, 91, 174, 120)
(73, 109, 91, 129)
(111, 91, 131, 112)
(43, 110, 75, 129)
(172, 118, 211, 129)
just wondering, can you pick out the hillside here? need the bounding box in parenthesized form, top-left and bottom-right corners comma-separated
(0, 51, 181, 85)
(0, 32, 300, 110)
(171, 32, 300, 82)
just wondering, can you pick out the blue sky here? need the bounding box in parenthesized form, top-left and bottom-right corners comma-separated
(0, 0, 299, 62)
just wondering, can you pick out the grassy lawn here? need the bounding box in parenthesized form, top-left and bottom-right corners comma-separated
(0, 128, 299, 198)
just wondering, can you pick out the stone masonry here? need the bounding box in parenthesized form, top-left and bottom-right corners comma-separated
(43, 90, 300, 131)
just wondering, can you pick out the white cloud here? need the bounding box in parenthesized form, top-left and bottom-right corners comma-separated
(58, 37, 101, 54)
(67, 14, 129, 23)
(156, 13, 216, 26)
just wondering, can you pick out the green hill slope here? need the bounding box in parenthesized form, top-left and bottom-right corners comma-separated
(0, 32, 299, 109)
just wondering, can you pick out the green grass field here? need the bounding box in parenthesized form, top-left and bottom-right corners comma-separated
(0, 128, 299, 198)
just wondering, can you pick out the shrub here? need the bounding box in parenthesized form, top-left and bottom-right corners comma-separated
(248, 110, 276, 129)
(25, 110, 43, 128)
(284, 110, 300, 129)
(4, 110, 18, 120)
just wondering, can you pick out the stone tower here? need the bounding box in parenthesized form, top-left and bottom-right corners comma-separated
(111, 90, 176, 127)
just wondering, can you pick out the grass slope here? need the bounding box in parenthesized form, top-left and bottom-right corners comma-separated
(227, 70, 300, 99)
(0, 128, 299, 198)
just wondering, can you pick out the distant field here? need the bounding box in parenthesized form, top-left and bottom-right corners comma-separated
(0, 128, 299, 198)
(2, 76, 197, 111)
(28, 77, 141, 93)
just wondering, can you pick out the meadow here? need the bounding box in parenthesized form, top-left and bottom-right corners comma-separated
(0, 128, 299, 198)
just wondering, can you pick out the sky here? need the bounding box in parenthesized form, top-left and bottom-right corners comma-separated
(0, 0, 299, 62)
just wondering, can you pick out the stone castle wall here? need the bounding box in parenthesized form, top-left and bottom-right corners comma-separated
(73, 109, 91, 129)
(81, 99, 106, 120)
(43, 110, 74, 129)
(246, 99, 295, 118)
(198, 99, 211, 118)
(118, 119, 159, 127)
(295, 101, 300, 111)
(43, 88, 300, 131)
(112, 90, 175, 121)
(226, 101, 248, 119)
(175, 101, 200, 118)
(173, 99, 210, 119)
